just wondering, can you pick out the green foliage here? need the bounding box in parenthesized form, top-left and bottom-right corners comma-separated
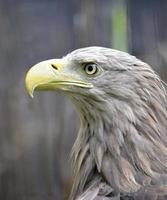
(111, 1, 128, 52)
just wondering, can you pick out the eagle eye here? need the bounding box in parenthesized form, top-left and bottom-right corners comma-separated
(83, 63, 98, 75)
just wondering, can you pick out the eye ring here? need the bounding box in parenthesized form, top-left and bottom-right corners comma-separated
(83, 63, 98, 75)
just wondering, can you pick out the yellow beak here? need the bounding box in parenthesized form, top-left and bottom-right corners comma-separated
(25, 59, 93, 97)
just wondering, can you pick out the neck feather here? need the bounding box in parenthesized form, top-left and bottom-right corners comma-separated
(69, 98, 111, 199)
(69, 81, 167, 199)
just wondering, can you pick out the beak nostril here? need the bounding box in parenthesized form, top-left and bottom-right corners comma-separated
(51, 64, 58, 70)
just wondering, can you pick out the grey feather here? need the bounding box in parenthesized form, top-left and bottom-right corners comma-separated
(64, 47, 167, 200)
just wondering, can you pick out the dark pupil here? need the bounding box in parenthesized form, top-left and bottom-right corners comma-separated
(87, 65, 93, 71)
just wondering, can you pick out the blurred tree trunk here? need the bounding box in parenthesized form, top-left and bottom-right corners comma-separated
(128, 0, 167, 80)
(73, 0, 112, 47)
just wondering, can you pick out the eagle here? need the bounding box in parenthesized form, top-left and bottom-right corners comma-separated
(25, 47, 167, 200)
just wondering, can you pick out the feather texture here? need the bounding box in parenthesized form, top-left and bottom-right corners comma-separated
(66, 47, 167, 200)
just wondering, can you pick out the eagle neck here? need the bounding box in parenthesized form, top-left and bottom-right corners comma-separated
(70, 103, 109, 200)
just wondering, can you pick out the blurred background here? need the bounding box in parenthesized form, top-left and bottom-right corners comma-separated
(0, 0, 167, 199)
